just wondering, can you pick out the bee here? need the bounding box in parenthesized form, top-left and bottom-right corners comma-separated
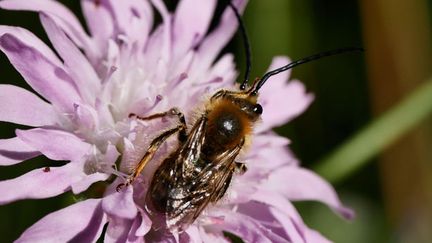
(116, 2, 362, 232)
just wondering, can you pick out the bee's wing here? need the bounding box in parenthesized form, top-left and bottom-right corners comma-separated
(177, 116, 207, 176)
(190, 142, 244, 221)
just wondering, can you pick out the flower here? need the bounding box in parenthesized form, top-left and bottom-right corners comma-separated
(0, 0, 353, 242)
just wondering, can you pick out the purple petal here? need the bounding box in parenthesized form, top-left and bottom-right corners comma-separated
(71, 172, 109, 194)
(81, 0, 114, 57)
(144, 0, 172, 65)
(102, 181, 139, 242)
(0, 137, 40, 166)
(40, 13, 101, 104)
(72, 144, 119, 194)
(73, 103, 99, 131)
(250, 190, 305, 225)
(304, 229, 332, 243)
(16, 199, 106, 243)
(16, 128, 91, 161)
(263, 166, 355, 219)
(247, 143, 296, 171)
(173, 0, 217, 58)
(246, 133, 295, 168)
(192, 227, 229, 243)
(107, 0, 153, 47)
(127, 210, 152, 243)
(215, 209, 290, 243)
(237, 200, 306, 243)
(0, 84, 57, 126)
(257, 57, 314, 132)
(96, 98, 115, 127)
(193, 0, 248, 72)
(105, 217, 134, 243)
(183, 225, 202, 243)
(0, 33, 82, 112)
(103, 180, 138, 219)
(0, 161, 84, 205)
(228, 134, 296, 202)
(135, 210, 152, 237)
(249, 190, 311, 242)
(0, 0, 93, 51)
(105, 143, 121, 165)
(0, 26, 61, 65)
(202, 53, 236, 90)
(127, 216, 144, 243)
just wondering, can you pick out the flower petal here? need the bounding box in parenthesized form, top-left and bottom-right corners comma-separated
(304, 229, 331, 243)
(0, 161, 84, 205)
(0, 84, 57, 126)
(146, 0, 172, 65)
(105, 217, 134, 243)
(102, 182, 139, 242)
(107, 0, 153, 47)
(173, 0, 217, 58)
(81, 0, 114, 41)
(0, 0, 92, 51)
(227, 134, 295, 203)
(258, 57, 314, 132)
(263, 166, 355, 219)
(16, 128, 91, 161)
(40, 13, 101, 104)
(103, 181, 138, 219)
(249, 190, 315, 242)
(16, 199, 106, 243)
(135, 211, 152, 237)
(71, 172, 109, 194)
(193, 0, 248, 71)
(72, 144, 119, 194)
(247, 133, 295, 168)
(237, 200, 305, 243)
(0, 137, 40, 166)
(127, 210, 151, 243)
(0, 33, 82, 112)
(195, 227, 229, 243)
(81, 0, 114, 58)
(73, 103, 99, 132)
(127, 216, 144, 243)
(0, 26, 61, 65)
(216, 210, 290, 243)
(183, 225, 202, 243)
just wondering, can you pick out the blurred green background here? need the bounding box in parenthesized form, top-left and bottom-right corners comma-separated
(1, 0, 432, 242)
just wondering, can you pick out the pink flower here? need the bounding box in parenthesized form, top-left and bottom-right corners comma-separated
(0, 0, 353, 242)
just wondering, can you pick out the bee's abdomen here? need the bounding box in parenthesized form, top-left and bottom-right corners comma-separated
(148, 156, 174, 213)
(148, 153, 203, 214)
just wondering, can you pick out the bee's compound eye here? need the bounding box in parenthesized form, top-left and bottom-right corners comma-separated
(253, 104, 263, 115)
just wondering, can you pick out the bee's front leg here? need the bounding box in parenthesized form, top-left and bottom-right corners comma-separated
(130, 108, 187, 141)
(116, 123, 186, 192)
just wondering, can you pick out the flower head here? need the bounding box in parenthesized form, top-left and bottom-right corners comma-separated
(0, 0, 353, 242)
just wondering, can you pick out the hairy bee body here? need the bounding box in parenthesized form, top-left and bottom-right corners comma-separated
(146, 89, 262, 231)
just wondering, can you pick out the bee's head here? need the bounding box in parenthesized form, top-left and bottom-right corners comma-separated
(232, 94, 263, 122)
(209, 88, 262, 122)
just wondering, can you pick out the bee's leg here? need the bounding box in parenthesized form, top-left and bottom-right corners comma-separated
(116, 124, 186, 192)
(129, 108, 185, 125)
(234, 162, 247, 175)
(130, 108, 187, 141)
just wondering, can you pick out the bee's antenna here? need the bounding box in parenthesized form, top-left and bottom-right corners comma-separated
(228, 2, 251, 91)
(252, 47, 364, 94)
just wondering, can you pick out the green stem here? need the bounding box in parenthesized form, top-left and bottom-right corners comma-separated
(314, 77, 432, 183)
